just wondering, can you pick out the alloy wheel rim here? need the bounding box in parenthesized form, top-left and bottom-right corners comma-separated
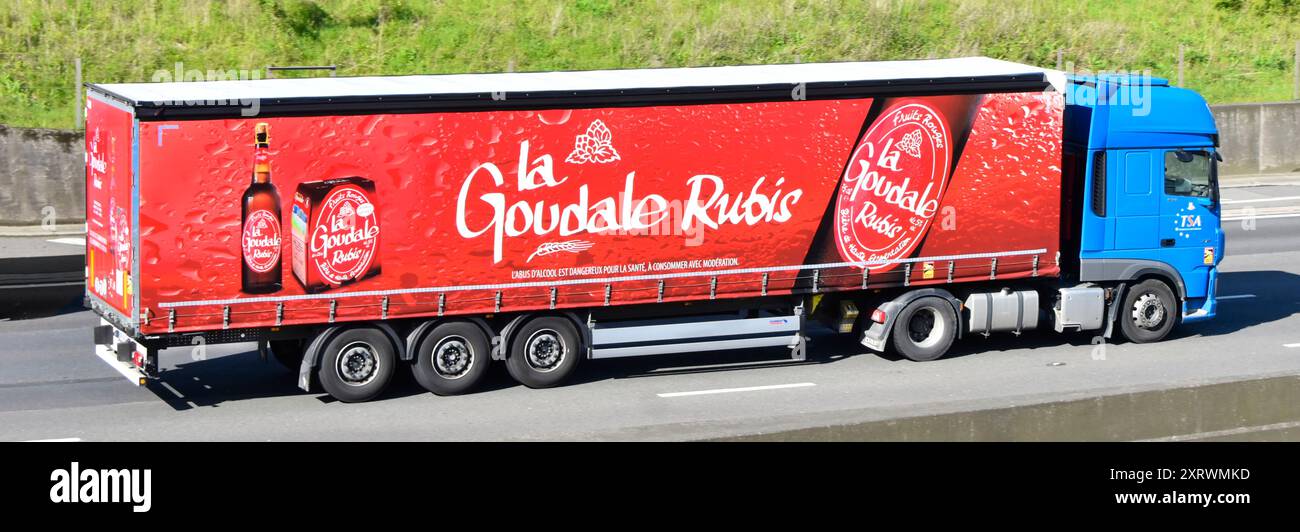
(1131, 292, 1167, 330)
(432, 335, 474, 379)
(524, 329, 566, 373)
(336, 341, 380, 386)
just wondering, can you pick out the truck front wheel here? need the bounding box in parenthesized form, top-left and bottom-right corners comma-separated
(317, 327, 397, 402)
(411, 320, 491, 396)
(1119, 280, 1178, 343)
(505, 316, 581, 388)
(892, 297, 957, 362)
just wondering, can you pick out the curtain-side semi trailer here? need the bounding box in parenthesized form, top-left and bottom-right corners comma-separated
(84, 57, 1224, 402)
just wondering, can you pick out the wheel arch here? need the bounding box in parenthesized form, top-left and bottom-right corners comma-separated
(297, 322, 406, 393)
(404, 317, 495, 362)
(860, 288, 964, 352)
(1131, 271, 1183, 302)
(1080, 258, 1186, 300)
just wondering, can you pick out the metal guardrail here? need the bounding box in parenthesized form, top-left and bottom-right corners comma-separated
(0, 255, 82, 289)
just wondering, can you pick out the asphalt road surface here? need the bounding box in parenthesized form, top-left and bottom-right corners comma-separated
(1, 183, 1298, 441)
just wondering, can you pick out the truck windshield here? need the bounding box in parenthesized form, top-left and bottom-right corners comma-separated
(1164, 150, 1214, 199)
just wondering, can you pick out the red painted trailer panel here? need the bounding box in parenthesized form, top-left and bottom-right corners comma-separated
(125, 92, 1062, 335)
(84, 95, 136, 323)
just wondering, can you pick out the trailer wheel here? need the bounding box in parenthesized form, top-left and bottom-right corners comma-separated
(411, 321, 491, 396)
(269, 339, 305, 370)
(317, 327, 397, 403)
(505, 316, 581, 388)
(891, 297, 957, 362)
(1119, 279, 1177, 344)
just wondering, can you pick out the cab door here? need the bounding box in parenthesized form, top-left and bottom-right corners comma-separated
(1158, 149, 1221, 299)
(1112, 149, 1160, 250)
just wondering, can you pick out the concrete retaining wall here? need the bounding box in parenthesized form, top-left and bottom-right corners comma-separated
(0, 125, 83, 225)
(0, 100, 1296, 226)
(1212, 101, 1300, 176)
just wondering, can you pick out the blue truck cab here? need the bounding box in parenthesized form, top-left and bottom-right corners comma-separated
(1064, 74, 1224, 341)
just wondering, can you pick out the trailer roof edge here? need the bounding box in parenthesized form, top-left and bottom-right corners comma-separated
(87, 57, 1063, 121)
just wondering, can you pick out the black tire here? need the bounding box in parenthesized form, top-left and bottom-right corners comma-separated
(1118, 279, 1178, 344)
(411, 321, 492, 396)
(316, 327, 397, 403)
(891, 297, 957, 362)
(269, 339, 305, 370)
(505, 316, 581, 388)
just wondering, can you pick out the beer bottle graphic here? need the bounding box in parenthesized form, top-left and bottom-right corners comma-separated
(241, 123, 283, 293)
(802, 94, 983, 287)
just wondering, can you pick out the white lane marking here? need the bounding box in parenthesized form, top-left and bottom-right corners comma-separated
(1222, 213, 1300, 221)
(1222, 207, 1300, 217)
(1221, 180, 1300, 189)
(47, 237, 85, 246)
(658, 382, 816, 398)
(1217, 294, 1256, 300)
(159, 382, 186, 398)
(1285, 343, 1300, 348)
(22, 437, 82, 442)
(1221, 195, 1300, 204)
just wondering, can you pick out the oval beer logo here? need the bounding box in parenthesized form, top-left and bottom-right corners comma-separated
(241, 209, 281, 273)
(309, 185, 379, 285)
(834, 102, 952, 272)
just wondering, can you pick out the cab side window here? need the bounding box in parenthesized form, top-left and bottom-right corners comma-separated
(1163, 150, 1212, 198)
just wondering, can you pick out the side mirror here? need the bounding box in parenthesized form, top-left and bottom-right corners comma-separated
(1214, 151, 1223, 162)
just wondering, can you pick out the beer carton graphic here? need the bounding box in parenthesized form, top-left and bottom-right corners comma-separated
(291, 177, 381, 293)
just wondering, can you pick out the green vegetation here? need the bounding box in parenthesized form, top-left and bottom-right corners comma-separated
(2, 0, 1298, 129)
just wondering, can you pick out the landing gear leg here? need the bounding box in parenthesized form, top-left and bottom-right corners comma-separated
(790, 302, 807, 361)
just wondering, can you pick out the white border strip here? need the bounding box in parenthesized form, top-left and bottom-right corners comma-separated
(159, 248, 1047, 308)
